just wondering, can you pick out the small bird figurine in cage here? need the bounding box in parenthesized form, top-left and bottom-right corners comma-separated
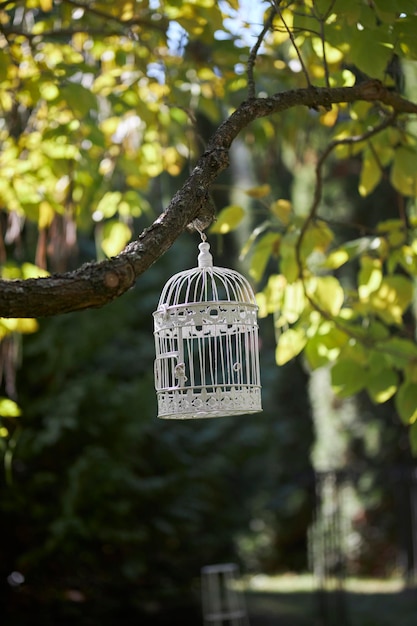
(153, 233, 262, 419)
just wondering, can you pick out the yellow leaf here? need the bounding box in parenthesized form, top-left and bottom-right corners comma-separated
(0, 397, 21, 417)
(210, 205, 244, 234)
(244, 185, 271, 199)
(270, 199, 292, 225)
(359, 148, 382, 196)
(1, 318, 39, 334)
(369, 275, 413, 324)
(308, 276, 344, 316)
(38, 200, 55, 229)
(276, 327, 307, 365)
(280, 280, 305, 325)
(358, 256, 382, 300)
(320, 106, 339, 127)
(121, 0, 134, 20)
(95, 192, 122, 219)
(40, 0, 53, 10)
(101, 222, 132, 257)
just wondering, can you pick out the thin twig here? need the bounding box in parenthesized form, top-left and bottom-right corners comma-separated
(312, 0, 336, 88)
(294, 111, 398, 330)
(274, 1, 312, 87)
(319, 19, 330, 87)
(247, 6, 277, 99)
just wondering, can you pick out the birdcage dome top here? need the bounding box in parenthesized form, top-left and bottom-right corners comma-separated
(156, 241, 257, 310)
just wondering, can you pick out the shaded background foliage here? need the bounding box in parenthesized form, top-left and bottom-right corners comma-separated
(0, 236, 315, 624)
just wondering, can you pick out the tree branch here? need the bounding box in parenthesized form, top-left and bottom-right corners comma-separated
(1, 80, 416, 318)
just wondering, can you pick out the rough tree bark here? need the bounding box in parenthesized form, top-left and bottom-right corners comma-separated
(1, 80, 416, 318)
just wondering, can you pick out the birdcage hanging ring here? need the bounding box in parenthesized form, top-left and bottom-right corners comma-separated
(153, 234, 262, 419)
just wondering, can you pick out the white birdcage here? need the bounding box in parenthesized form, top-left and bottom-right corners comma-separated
(153, 237, 262, 419)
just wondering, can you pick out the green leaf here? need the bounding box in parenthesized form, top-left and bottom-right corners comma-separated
(324, 237, 381, 269)
(346, 27, 394, 79)
(380, 336, 417, 370)
(0, 318, 39, 335)
(331, 358, 368, 397)
(394, 15, 417, 60)
(359, 147, 382, 196)
(95, 192, 123, 219)
(367, 367, 399, 403)
(276, 327, 307, 366)
(280, 231, 299, 283)
(240, 221, 271, 261)
(304, 336, 332, 370)
(373, 0, 399, 23)
(21, 263, 50, 278)
(308, 276, 344, 316)
(210, 205, 245, 234)
(391, 146, 417, 196)
(369, 275, 413, 324)
(300, 222, 334, 259)
(249, 232, 280, 283)
(358, 256, 382, 300)
(61, 83, 98, 117)
(278, 280, 306, 326)
(257, 274, 286, 317)
(0, 397, 21, 418)
(395, 381, 417, 424)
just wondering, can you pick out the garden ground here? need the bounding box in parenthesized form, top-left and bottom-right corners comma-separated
(241, 575, 417, 626)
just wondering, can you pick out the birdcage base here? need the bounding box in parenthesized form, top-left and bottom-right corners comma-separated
(157, 386, 262, 419)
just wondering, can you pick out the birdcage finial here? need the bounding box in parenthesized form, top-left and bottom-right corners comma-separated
(197, 229, 213, 268)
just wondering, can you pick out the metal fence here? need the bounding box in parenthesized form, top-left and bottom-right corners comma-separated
(308, 467, 417, 625)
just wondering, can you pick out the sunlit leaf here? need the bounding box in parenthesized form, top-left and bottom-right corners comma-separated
(358, 256, 382, 300)
(276, 327, 307, 366)
(95, 192, 123, 219)
(210, 205, 245, 235)
(257, 274, 286, 317)
(270, 199, 292, 225)
(308, 276, 344, 316)
(279, 280, 306, 326)
(359, 148, 382, 196)
(1, 318, 39, 334)
(367, 367, 399, 403)
(244, 184, 271, 198)
(369, 275, 413, 324)
(101, 221, 132, 257)
(0, 397, 21, 418)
